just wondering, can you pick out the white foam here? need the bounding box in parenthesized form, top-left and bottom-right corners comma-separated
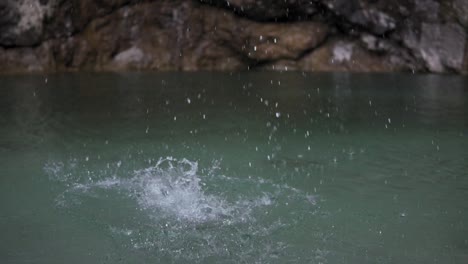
(45, 156, 323, 262)
(133, 158, 232, 222)
(46, 157, 319, 226)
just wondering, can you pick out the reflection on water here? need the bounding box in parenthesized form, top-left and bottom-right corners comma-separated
(0, 72, 467, 263)
(414, 75, 466, 125)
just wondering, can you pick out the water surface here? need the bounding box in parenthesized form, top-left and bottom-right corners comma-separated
(0, 72, 467, 263)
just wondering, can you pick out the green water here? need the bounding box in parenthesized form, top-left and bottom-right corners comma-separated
(0, 72, 467, 263)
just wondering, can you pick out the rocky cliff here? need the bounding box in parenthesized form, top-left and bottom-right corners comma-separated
(0, 0, 467, 74)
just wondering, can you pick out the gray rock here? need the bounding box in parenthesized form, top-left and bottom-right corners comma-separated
(331, 41, 354, 64)
(198, 0, 318, 20)
(0, 0, 53, 46)
(453, 0, 468, 27)
(0, 0, 466, 74)
(112, 47, 147, 69)
(360, 33, 393, 52)
(399, 20, 420, 51)
(319, 0, 359, 17)
(413, 0, 440, 21)
(0, 0, 21, 46)
(114, 47, 144, 64)
(0, 41, 53, 72)
(0, 0, 54, 47)
(419, 23, 466, 72)
(350, 9, 396, 35)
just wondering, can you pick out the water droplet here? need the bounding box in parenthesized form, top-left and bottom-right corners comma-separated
(275, 112, 281, 118)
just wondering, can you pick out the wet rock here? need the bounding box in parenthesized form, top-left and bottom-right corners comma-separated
(0, 0, 20, 46)
(320, 0, 409, 32)
(51, 35, 98, 70)
(319, 0, 359, 17)
(413, 0, 440, 21)
(197, 5, 328, 67)
(45, 0, 136, 39)
(0, 0, 53, 46)
(419, 23, 466, 72)
(112, 47, 145, 69)
(360, 34, 393, 52)
(52, 2, 176, 71)
(45, 1, 327, 71)
(399, 20, 421, 52)
(349, 9, 396, 35)
(0, 42, 53, 72)
(0, 0, 467, 74)
(43, 1, 246, 71)
(331, 41, 354, 64)
(299, 39, 412, 72)
(199, 0, 319, 20)
(231, 22, 328, 62)
(453, 0, 468, 27)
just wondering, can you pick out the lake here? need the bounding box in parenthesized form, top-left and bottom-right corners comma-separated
(0, 72, 467, 263)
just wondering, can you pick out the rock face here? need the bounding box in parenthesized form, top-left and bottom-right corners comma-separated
(419, 23, 466, 72)
(0, 0, 53, 47)
(0, 0, 467, 74)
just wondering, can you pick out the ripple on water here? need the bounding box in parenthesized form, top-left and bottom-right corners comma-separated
(44, 157, 321, 262)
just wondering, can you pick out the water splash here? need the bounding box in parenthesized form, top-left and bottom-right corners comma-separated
(44, 156, 322, 262)
(132, 158, 233, 222)
(45, 157, 290, 224)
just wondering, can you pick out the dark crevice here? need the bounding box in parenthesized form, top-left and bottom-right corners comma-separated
(42, 0, 151, 48)
(196, 0, 323, 23)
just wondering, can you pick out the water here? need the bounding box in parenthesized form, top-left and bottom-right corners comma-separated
(0, 72, 467, 263)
